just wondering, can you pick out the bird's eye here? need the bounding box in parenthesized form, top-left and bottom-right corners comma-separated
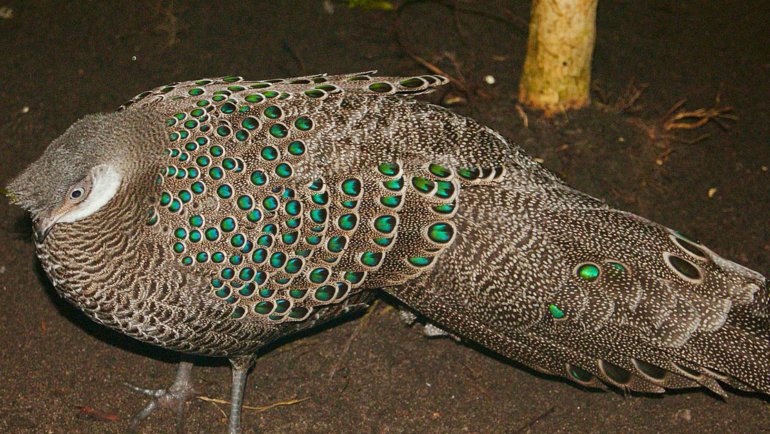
(69, 188, 85, 200)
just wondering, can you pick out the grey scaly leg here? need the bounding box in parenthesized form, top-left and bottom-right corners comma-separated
(227, 355, 256, 434)
(126, 358, 197, 433)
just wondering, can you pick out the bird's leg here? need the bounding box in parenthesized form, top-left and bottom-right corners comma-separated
(125, 357, 198, 433)
(227, 355, 256, 434)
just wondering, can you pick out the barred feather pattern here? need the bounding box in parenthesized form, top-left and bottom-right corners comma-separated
(11, 72, 770, 395)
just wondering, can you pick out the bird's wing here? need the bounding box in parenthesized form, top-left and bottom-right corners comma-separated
(138, 72, 504, 326)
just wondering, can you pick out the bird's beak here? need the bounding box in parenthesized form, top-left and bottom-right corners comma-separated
(33, 213, 58, 242)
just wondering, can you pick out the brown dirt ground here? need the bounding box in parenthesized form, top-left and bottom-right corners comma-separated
(1, 1, 769, 433)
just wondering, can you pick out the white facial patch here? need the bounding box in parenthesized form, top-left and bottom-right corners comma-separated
(58, 165, 122, 223)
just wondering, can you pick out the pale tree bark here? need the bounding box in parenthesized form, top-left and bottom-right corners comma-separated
(518, 0, 599, 116)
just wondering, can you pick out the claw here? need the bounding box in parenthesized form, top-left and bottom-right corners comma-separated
(125, 361, 197, 434)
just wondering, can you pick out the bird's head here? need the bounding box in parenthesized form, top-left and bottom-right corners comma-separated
(5, 111, 163, 242)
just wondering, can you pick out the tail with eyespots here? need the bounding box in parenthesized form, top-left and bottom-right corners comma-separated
(387, 167, 770, 396)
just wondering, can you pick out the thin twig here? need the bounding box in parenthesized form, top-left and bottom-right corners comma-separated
(329, 300, 380, 380)
(513, 406, 555, 433)
(197, 396, 309, 413)
(282, 40, 306, 74)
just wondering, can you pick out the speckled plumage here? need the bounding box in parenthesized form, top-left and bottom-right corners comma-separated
(7, 72, 770, 432)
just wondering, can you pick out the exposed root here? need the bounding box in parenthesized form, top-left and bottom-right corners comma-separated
(628, 94, 736, 165)
(593, 78, 648, 114)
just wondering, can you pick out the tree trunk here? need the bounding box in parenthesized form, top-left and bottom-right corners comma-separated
(518, 0, 599, 116)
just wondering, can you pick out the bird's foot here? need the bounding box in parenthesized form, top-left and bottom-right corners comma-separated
(125, 361, 197, 434)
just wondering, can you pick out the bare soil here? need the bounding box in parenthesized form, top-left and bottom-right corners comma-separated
(1, 1, 769, 433)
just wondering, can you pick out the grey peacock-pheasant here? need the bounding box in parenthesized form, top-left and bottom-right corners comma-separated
(7, 72, 770, 433)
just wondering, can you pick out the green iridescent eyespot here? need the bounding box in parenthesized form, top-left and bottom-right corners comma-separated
(344, 271, 365, 284)
(222, 158, 237, 170)
(304, 89, 325, 98)
(427, 223, 454, 244)
(237, 195, 253, 210)
(282, 232, 298, 244)
(247, 209, 263, 223)
(412, 176, 435, 193)
(341, 178, 362, 196)
(190, 215, 204, 227)
(289, 289, 307, 299)
(285, 200, 301, 216)
(254, 301, 273, 315)
(428, 164, 451, 178)
(549, 304, 566, 319)
(315, 285, 335, 301)
(310, 209, 327, 223)
(239, 267, 254, 281)
(327, 236, 347, 253)
(380, 195, 401, 208)
(159, 192, 172, 206)
(269, 123, 288, 138)
(577, 263, 600, 281)
(368, 82, 393, 93)
(263, 196, 278, 211)
(261, 146, 278, 161)
(221, 268, 235, 280)
(210, 145, 224, 157)
(408, 256, 432, 267)
(250, 170, 267, 186)
(251, 248, 267, 263)
(205, 228, 220, 241)
(374, 215, 396, 233)
(264, 105, 282, 119)
(360, 252, 383, 267)
(383, 178, 404, 191)
(285, 258, 303, 274)
(378, 162, 400, 176)
(242, 117, 259, 130)
(220, 217, 236, 232)
(399, 77, 425, 88)
(216, 126, 231, 137)
(338, 214, 358, 231)
(245, 94, 264, 103)
(309, 267, 329, 283)
(435, 181, 455, 199)
(168, 199, 181, 213)
(374, 237, 392, 247)
(191, 181, 205, 194)
(275, 163, 293, 178)
(178, 190, 192, 203)
(216, 184, 233, 199)
(294, 116, 312, 131)
(287, 141, 305, 156)
(209, 167, 225, 179)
